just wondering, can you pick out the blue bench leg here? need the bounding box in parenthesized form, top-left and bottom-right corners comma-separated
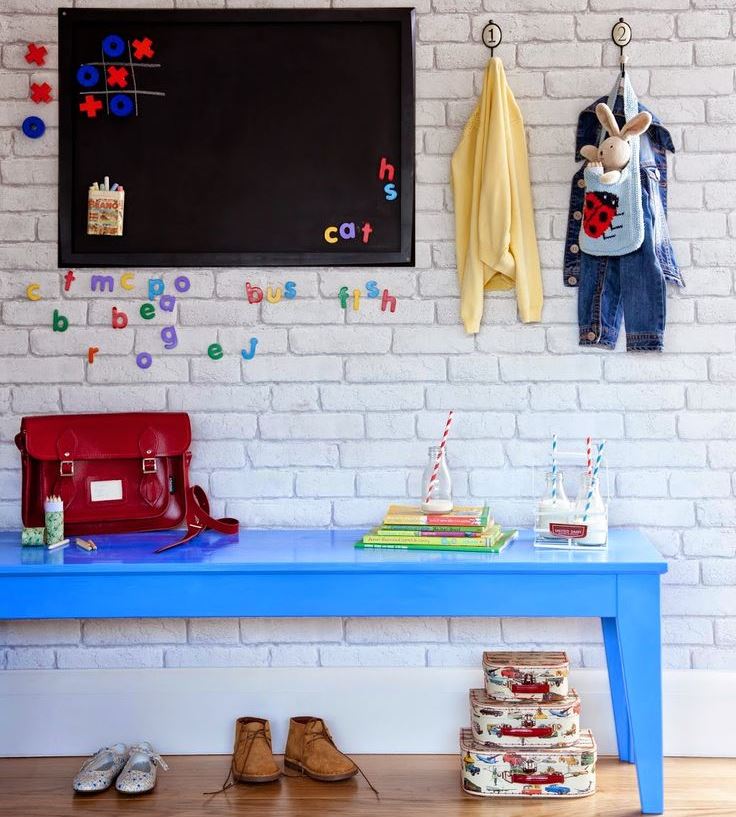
(617, 575, 664, 814)
(602, 616, 634, 763)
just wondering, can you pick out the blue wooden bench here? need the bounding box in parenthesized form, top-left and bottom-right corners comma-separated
(0, 527, 666, 813)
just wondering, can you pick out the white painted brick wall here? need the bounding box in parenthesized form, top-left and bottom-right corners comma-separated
(0, 0, 735, 672)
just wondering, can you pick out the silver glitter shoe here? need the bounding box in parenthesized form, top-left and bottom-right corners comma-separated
(115, 742, 169, 795)
(73, 743, 129, 793)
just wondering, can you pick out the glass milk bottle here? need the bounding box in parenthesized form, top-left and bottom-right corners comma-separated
(534, 471, 571, 537)
(421, 447, 453, 514)
(574, 473, 607, 546)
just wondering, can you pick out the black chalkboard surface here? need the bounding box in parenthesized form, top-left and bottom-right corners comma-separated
(59, 8, 415, 267)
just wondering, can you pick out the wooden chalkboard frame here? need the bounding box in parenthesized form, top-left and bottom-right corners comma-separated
(58, 7, 416, 268)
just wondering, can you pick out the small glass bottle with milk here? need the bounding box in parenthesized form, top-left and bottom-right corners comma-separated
(534, 471, 572, 538)
(421, 446, 453, 514)
(573, 473, 608, 546)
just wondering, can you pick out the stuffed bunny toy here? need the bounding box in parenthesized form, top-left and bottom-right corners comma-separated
(580, 103, 652, 184)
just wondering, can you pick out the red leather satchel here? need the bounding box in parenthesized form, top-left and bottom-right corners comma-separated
(15, 412, 238, 552)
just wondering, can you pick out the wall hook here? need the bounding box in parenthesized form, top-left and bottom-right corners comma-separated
(611, 17, 632, 78)
(481, 19, 502, 58)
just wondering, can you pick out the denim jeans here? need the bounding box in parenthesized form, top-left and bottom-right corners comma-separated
(578, 180, 666, 353)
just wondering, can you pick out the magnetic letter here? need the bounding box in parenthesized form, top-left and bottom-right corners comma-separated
(148, 278, 165, 301)
(361, 222, 373, 244)
(52, 309, 68, 332)
(136, 352, 152, 370)
(63, 270, 76, 291)
(324, 226, 338, 244)
(378, 156, 395, 182)
(91, 274, 114, 293)
(384, 182, 398, 201)
(381, 289, 397, 313)
(352, 289, 361, 311)
(159, 294, 176, 312)
(366, 280, 379, 299)
(208, 343, 223, 360)
(111, 306, 128, 329)
(284, 281, 297, 299)
(140, 303, 156, 320)
(241, 337, 258, 360)
(338, 286, 350, 309)
(26, 283, 41, 301)
(120, 272, 135, 290)
(339, 222, 356, 240)
(174, 275, 190, 293)
(266, 286, 282, 304)
(87, 346, 99, 363)
(246, 282, 263, 304)
(161, 326, 178, 350)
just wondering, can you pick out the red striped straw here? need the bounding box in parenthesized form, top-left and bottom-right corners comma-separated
(424, 410, 454, 503)
(586, 436, 592, 477)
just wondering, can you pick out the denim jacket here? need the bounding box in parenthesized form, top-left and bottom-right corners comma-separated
(564, 94, 683, 288)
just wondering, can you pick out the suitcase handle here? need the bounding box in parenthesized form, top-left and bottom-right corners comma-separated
(511, 772, 565, 785)
(511, 682, 549, 694)
(500, 726, 554, 738)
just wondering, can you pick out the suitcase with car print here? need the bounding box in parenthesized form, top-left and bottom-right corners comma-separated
(469, 687, 581, 748)
(483, 651, 569, 700)
(460, 727, 596, 799)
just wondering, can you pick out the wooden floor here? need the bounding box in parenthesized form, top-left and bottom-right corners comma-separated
(0, 755, 734, 817)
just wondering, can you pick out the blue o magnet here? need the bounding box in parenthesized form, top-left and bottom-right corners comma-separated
(110, 93, 134, 117)
(76, 64, 100, 87)
(22, 116, 45, 139)
(102, 34, 125, 58)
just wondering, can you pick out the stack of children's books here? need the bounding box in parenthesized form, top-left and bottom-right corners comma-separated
(356, 505, 517, 553)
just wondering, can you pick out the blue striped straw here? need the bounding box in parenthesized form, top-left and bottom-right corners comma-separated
(551, 434, 558, 502)
(583, 440, 606, 522)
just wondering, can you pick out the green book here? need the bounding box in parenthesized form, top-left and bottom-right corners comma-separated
(363, 524, 502, 546)
(356, 530, 518, 554)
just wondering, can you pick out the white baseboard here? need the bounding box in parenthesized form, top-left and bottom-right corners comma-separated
(1, 667, 733, 758)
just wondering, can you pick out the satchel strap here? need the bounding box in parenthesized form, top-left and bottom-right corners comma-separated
(153, 486, 239, 554)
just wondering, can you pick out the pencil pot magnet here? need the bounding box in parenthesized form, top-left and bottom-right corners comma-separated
(87, 187, 125, 236)
(44, 495, 64, 546)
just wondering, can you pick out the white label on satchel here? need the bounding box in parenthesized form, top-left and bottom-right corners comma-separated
(90, 479, 123, 502)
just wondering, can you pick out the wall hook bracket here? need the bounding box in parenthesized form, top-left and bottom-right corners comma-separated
(481, 19, 502, 58)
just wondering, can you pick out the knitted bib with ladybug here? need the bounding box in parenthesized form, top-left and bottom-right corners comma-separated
(579, 75, 645, 257)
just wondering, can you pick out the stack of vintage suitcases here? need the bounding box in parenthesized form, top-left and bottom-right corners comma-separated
(460, 651, 597, 799)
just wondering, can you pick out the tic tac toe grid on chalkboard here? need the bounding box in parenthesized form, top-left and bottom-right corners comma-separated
(59, 8, 415, 268)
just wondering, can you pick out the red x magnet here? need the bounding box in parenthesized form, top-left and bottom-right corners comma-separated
(131, 37, 154, 60)
(79, 94, 103, 118)
(25, 43, 48, 66)
(107, 66, 129, 88)
(30, 82, 52, 103)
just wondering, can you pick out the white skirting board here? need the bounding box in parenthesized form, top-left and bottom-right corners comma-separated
(1, 667, 733, 758)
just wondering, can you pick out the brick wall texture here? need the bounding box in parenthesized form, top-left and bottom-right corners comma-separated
(1, 0, 735, 671)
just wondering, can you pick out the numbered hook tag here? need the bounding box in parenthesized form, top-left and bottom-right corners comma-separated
(611, 18, 632, 48)
(481, 20, 502, 57)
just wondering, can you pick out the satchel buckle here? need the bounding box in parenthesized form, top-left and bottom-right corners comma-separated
(142, 457, 157, 474)
(59, 460, 74, 476)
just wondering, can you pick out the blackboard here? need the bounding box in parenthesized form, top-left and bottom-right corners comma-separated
(59, 8, 415, 267)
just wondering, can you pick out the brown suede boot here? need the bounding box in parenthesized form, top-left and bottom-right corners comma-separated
(206, 717, 281, 793)
(284, 716, 359, 782)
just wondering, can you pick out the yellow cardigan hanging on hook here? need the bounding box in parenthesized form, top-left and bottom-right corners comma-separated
(451, 57, 542, 334)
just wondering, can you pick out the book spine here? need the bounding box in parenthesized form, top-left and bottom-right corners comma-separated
(381, 523, 489, 532)
(358, 542, 506, 553)
(372, 526, 500, 540)
(384, 515, 486, 526)
(363, 536, 500, 549)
